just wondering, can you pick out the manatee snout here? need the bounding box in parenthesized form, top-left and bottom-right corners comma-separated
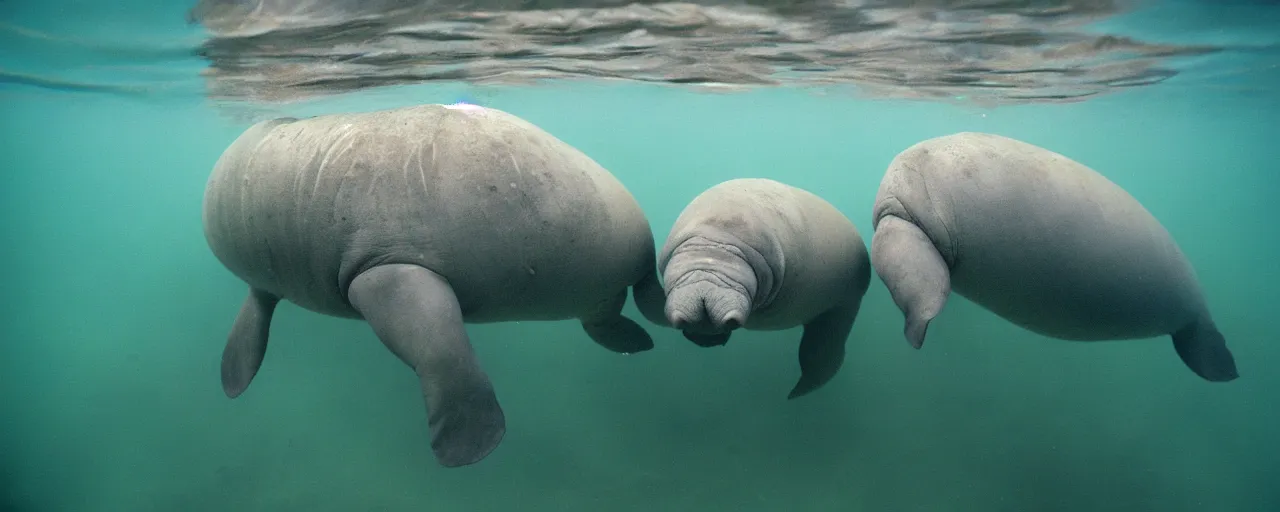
(665, 278, 749, 347)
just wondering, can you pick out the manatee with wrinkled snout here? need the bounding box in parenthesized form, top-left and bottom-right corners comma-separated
(202, 103, 663, 468)
(636, 178, 872, 398)
(870, 131, 1238, 382)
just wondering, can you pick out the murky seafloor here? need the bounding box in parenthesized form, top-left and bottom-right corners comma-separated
(1, 1, 1278, 511)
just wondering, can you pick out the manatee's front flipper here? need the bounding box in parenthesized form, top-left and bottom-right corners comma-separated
(871, 215, 951, 349)
(1172, 318, 1239, 382)
(221, 287, 279, 399)
(788, 299, 861, 399)
(632, 267, 671, 328)
(348, 264, 505, 468)
(582, 289, 656, 354)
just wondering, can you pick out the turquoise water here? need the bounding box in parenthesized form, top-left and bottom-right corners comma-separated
(3, 1, 1279, 511)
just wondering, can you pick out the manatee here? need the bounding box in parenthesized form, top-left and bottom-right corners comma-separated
(640, 178, 872, 399)
(870, 131, 1238, 382)
(202, 103, 663, 468)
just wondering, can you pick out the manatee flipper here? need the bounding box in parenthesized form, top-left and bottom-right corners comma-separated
(788, 299, 860, 399)
(632, 267, 671, 328)
(347, 264, 505, 468)
(221, 287, 279, 399)
(871, 215, 951, 349)
(1172, 319, 1239, 382)
(582, 289, 656, 354)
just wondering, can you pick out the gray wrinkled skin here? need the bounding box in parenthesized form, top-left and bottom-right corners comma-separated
(652, 178, 872, 399)
(202, 103, 660, 467)
(204, 104, 654, 321)
(870, 131, 1238, 382)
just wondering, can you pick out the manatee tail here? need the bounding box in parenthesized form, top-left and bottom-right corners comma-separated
(221, 287, 279, 398)
(1172, 319, 1239, 382)
(870, 215, 951, 349)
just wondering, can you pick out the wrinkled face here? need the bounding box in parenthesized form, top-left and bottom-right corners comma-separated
(662, 243, 757, 347)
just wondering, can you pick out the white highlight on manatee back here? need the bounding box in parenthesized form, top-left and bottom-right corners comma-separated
(444, 102, 485, 112)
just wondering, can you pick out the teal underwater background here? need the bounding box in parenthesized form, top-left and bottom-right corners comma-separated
(2, 1, 1279, 511)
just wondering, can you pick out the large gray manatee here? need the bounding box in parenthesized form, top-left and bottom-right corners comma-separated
(202, 103, 662, 468)
(870, 132, 1238, 382)
(640, 178, 872, 399)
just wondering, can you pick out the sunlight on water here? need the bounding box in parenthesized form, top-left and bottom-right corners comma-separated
(1, 0, 1276, 105)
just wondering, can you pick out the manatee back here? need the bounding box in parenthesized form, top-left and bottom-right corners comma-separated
(743, 180, 869, 325)
(202, 104, 653, 320)
(665, 178, 804, 251)
(874, 132, 1204, 339)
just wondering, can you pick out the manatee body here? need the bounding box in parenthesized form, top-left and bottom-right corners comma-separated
(870, 131, 1238, 382)
(642, 178, 872, 399)
(202, 103, 662, 468)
